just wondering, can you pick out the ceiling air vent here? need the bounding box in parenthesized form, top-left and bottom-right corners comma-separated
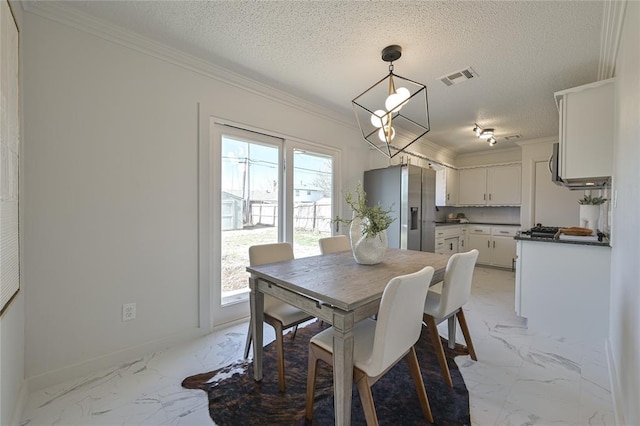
(504, 134, 522, 141)
(439, 67, 478, 86)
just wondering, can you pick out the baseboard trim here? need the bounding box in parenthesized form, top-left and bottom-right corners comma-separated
(27, 327, 209, 392)
(9, 379, 28, 426)
(606, 338, 626, 425)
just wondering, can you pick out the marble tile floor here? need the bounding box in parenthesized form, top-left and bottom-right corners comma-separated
(20, 267, 615, 425)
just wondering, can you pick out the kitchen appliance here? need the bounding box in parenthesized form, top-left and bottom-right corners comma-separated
(520, 224, 561, 239)
(363, 164, 435, 252)
(550, 143, 610, 190)
(520, 224, 605, 241)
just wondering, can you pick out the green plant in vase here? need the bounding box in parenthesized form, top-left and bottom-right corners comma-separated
(578, 194, 607, 205)
(335, 183, 394, 265)
(335, 183, 394, 240)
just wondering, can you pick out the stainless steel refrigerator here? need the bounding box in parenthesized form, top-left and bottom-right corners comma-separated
(363, 164, 436, 252)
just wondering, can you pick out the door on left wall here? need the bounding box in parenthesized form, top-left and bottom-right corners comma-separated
(210, 124, 339, 326)
(218, 127, 284, 317)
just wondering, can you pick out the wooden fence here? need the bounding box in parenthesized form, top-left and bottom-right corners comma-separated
(249, 201, 332, 233)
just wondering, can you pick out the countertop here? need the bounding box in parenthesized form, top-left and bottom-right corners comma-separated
(514, 232, 611, 247)
(435, 221, 521, 227)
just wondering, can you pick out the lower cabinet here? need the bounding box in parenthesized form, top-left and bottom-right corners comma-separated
(467, 225, 518, 268)
(435, 225, 462, 255)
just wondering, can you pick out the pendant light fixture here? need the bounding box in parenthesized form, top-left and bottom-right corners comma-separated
(352, 45, 430, 158)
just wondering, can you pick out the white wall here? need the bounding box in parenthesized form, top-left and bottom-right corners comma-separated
(0, 1, 26, 425)
(609, 1, 640, 423)
(21, 10, 368, 388)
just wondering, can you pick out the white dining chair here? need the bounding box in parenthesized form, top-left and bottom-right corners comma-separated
(305, 266, 436, 425)
(318, 235, 351, 254)
(423, 249, 479, 388)
(244, 242, 314, 392)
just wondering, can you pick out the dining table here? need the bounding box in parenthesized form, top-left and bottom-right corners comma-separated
(246, 247, 451, 426)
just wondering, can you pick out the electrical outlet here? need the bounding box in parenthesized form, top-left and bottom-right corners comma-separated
(122, 303, 136, 321)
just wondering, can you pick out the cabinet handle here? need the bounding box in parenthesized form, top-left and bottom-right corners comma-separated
(493, 241, 496, 248)
(450, 243, 453, 251)
(489, 193, 492, 201)
(487, 241, 490, 248)
(335, 216, 339, 232)
(500, 231, 509, 234)
(447, 193, 450, 201)
(484, 193, 486, 201)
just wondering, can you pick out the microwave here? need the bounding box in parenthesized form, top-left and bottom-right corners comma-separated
(550, 143, 610, 190)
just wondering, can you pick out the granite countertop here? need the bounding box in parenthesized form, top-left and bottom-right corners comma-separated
(435, 221, 521, 227)
(514, 232, 611, 247)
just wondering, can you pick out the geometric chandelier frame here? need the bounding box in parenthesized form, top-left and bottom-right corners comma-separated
(352, 45, 430, 158)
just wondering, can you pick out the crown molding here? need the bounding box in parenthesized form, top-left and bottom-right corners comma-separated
(21, 1, 356, 130)
(598, 0, 627, 79)
(514, 136, 558, 147)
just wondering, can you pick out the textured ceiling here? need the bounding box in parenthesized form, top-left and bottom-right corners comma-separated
(57, 1, 606, 154)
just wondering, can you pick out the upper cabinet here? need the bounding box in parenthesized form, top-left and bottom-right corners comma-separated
(487, 164, 522, 205)
(435, 167, 459, 206)
(554, 79, 614, 183)
(458, 168, 487, 205)
(458, 164, 521, 206)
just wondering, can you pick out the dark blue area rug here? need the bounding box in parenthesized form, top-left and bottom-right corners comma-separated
(182, 321, 471, 425)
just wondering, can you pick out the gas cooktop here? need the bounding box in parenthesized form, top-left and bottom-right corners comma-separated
(521, 224, 561, 238)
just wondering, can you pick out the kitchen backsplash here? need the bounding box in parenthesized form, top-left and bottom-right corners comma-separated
(436, 206, 521, 225)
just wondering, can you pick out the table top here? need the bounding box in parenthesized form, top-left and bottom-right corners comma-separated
(246, 248, 450, 312)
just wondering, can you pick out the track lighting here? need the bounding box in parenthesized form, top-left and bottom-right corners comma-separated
(473, 124, 498, 146)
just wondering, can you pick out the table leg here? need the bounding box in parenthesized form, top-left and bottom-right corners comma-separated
(332, 311, 354, 426)
(249, 276, 264, 382)
(448, 315, 457, 349)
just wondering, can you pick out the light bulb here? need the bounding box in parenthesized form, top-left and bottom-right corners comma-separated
(479, 129, 494, 139)
(378, 125, 396, 142)
(488, 137, 497, 146)
(396, 87, 410, 103)
(370, 110, 388, 128)
(385, 86, 410, 112)
(385, 93, 400, 112)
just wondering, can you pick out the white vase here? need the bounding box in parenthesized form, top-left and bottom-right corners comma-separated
(579, 204, 600, 233)
(350, 217, 388, 265)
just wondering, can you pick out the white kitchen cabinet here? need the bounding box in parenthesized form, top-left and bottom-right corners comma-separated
(555, 78, 614, 181)
(458, 168, 487, 205)
(516, 239, 611, 342)
(491, 227, 518, 268)
(466, 226, 492, 264)
(458, 165, 521, 206)
(435, 167, 459, 206)
(435, 225, 462, 255)
(467, 225, 518, 268)
(487, 165, 521, 205)
(459, 226, 467, 251)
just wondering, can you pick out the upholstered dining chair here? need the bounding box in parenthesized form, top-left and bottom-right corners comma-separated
(244, 242, 314, 392)
(423, 249, 479, 388)
(318, 235, 351, 254)
(305, 266, 436, 425)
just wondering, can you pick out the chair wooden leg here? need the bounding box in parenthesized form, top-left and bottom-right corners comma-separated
(305, 344, 320, 420)
(290, 324, 299, 340)
(424, 314, 453, 388)
(273, 321, 286, 392)
(243, 322, 252, 359)
(405, 347, 434, 423)
(354, 368, 379, 426)
(456, 310, 477, 361)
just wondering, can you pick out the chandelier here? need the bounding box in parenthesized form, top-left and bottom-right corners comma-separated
(352, 45, 430, 158)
